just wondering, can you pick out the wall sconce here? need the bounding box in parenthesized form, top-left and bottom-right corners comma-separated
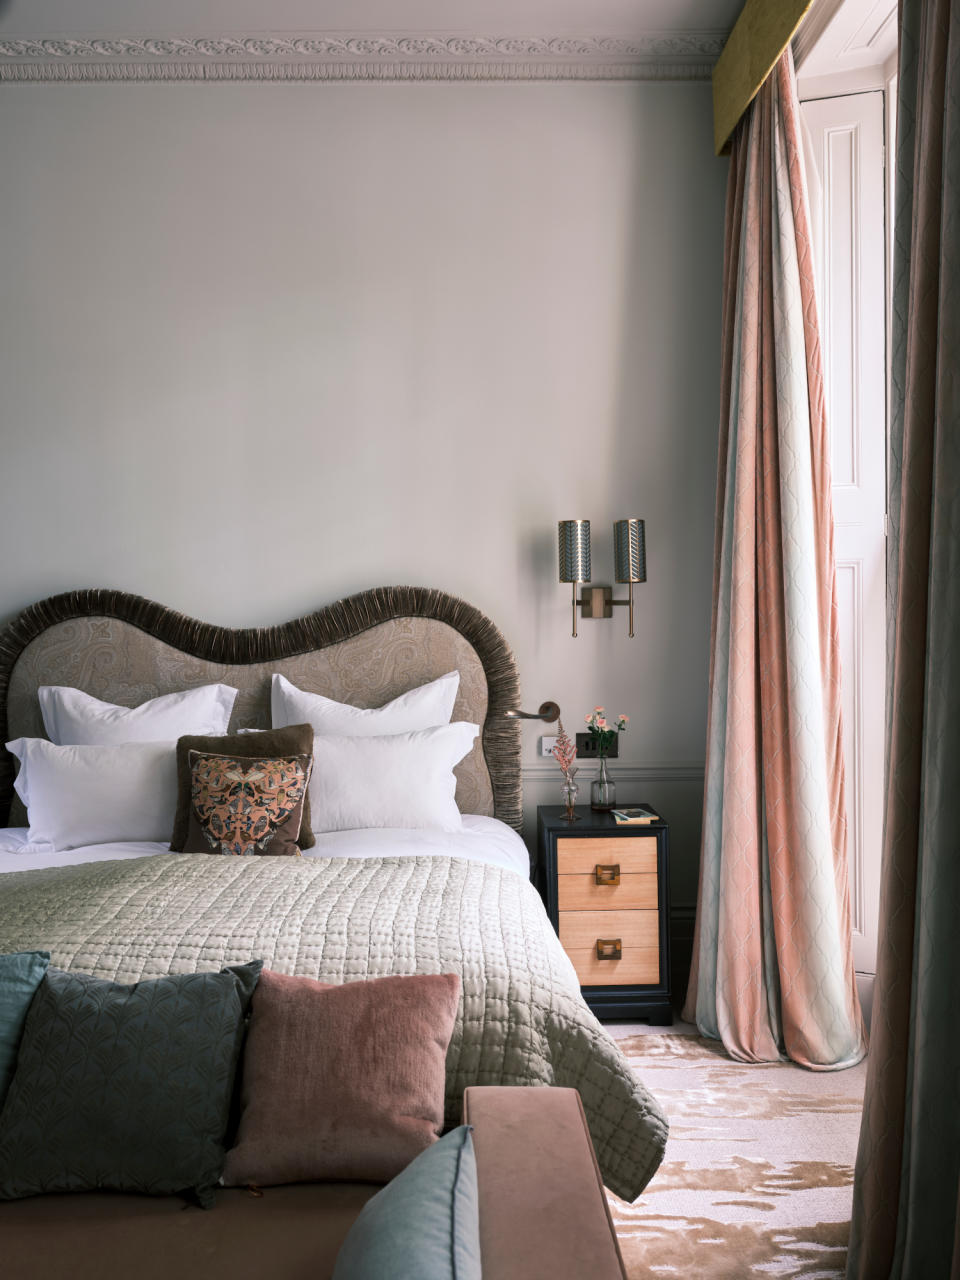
(558, 518, 646, 637)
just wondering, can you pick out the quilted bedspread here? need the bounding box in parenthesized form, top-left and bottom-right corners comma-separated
(0, 852, 668, 1200)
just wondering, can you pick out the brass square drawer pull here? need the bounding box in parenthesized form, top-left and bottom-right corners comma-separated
(595, 864, 620, 886)
(596, 938, 622, 960)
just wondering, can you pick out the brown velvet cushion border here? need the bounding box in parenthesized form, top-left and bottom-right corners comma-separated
(0, 586, 522, 833)
(171, 725, 316, 851)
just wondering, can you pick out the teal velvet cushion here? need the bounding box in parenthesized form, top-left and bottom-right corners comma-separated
(333, 1126, 481, 1280)
(0, 960, 262, 1205)
(0, 951, 49, 1107)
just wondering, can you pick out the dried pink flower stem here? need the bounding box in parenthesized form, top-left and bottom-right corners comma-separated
(552, 719, 578, 776)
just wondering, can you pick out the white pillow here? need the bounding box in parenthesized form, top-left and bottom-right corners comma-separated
(38, 684, 238, 746)
(271, 671, 460, 737)
(6, 737, 177, 851)
(308, 723, 479, 833)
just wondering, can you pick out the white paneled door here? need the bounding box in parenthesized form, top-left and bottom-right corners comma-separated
(801, 91, 886, 990)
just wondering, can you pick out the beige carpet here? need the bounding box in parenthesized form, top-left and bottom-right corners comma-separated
(606, 1025, 867, 1279)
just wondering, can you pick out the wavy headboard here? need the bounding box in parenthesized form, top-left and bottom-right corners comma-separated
(0, 586, 522, 831)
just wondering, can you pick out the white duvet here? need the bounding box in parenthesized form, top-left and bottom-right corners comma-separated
(0, 814, 531, 879)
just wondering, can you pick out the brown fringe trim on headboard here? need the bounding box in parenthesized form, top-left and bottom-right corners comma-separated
(0, 586, 522, 831)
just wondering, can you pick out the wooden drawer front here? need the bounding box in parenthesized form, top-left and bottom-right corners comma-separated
(559, 909, 658, 950)
(558, 872, 658, 912)
(566, 947, 660, 987)
(556, 836, 657, 876)
(559, 909, 660, 987)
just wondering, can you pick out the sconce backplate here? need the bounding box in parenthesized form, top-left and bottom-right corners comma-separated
(580, 585, 614, 619)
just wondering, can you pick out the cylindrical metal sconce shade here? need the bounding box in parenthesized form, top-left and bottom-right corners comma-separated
(614, 518, 646, 583)
(558, 520, 592, 583)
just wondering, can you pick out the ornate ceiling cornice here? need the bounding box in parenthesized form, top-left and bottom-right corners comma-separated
(0, 31, 727, 82)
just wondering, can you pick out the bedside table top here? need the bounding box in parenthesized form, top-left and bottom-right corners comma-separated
(537, 805, 667, 833)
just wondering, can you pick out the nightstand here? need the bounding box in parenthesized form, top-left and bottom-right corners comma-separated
(537, 805, 672, 1024)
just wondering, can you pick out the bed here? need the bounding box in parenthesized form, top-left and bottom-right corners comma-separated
(0, 585, 667, 1201)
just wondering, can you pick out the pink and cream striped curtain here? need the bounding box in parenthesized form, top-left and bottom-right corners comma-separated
(682, 48, 867, 1070)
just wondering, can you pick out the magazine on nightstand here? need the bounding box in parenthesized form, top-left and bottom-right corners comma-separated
(611, 805, 660, 825)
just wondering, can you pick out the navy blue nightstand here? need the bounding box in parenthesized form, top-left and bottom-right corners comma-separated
(537, 805, 672, 1024)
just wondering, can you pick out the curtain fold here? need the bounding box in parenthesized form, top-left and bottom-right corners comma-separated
(683, 47, 866, 1070)
(846, 0, 960, 1274)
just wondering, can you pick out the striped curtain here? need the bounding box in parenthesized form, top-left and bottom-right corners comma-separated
(847, 1, 960, 1274)
(682, 48, 866, 1070)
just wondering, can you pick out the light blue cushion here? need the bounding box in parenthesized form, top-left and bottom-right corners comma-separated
(333, 1126, 481, 1280)
(0, 951, 49, 1107)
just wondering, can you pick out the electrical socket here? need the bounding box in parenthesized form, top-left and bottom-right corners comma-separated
(539, 736, 559, 757)
(575, 733, 619, 759)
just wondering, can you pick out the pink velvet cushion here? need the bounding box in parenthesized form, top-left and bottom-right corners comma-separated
(222, 970, 461, 1188)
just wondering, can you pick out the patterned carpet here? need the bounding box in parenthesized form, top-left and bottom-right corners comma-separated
(606, 1026, 867, 1279)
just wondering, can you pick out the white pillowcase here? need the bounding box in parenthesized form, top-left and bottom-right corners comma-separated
(308, 723, 478, 833)
(271, 671, 459, 737)
(38, 683, 238, 747)
(6, 737, 177, 851)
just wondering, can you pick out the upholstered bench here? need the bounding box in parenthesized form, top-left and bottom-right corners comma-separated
(2, 1086, 627, 1280)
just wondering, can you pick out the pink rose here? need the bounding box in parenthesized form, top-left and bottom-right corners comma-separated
(597, 717, 607, 729)
(594, 705, 604, 713)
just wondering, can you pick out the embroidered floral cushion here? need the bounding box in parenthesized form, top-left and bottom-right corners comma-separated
(170, 724, 315, 852)
(184, 751, 312, 857)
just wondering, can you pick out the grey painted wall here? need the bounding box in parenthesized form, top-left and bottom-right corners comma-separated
(0, 79, 727, 932)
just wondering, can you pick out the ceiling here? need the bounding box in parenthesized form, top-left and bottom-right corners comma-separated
(795, 0, 897, 81)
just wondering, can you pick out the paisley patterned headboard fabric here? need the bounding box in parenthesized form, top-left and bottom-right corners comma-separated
(0, 586, 522, 831)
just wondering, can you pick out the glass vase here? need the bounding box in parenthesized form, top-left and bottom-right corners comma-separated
(561, 775, 579, 822)
(590, 757, 616, 811)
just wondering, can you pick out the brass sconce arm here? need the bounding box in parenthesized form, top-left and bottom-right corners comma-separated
(578, 583, 638, 638)
(503, 702, 561, 723)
